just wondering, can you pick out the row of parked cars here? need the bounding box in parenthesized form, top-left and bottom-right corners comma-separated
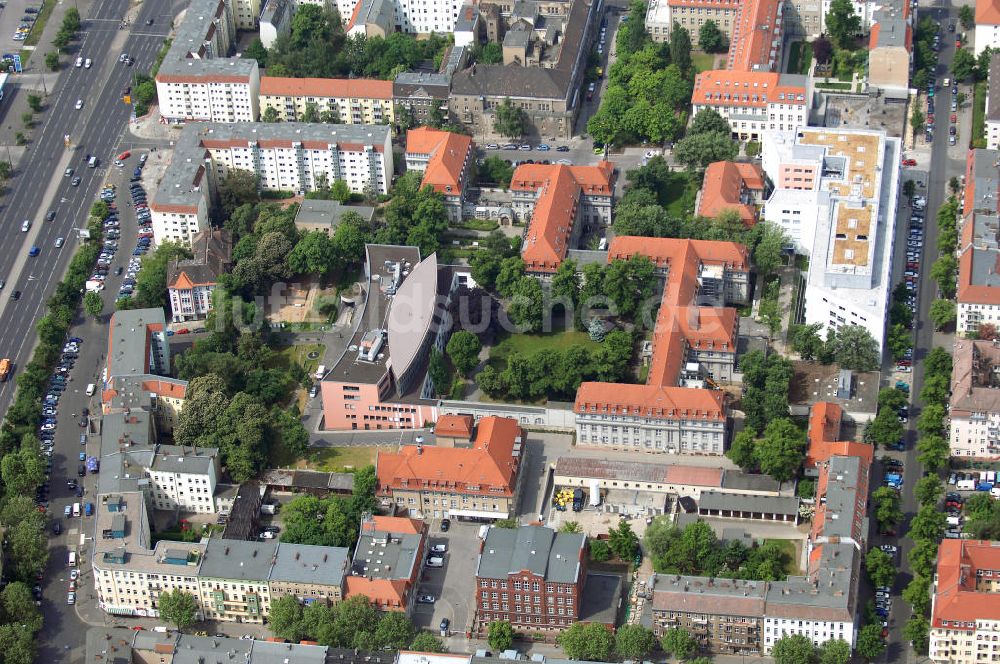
(897, 195, 925, 373)
(12, 6, 39, 41)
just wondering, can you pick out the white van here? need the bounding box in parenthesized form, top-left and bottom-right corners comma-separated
(68, 551, 77, 567)
(87, 155, 97, 168)
(72, 502, 81, 517)
(314, 365, 326, 380)
(85, 383, 96, 396)
(427, 556, 444, 568)
(991, 486, 1000, 499)
(947, 515, 962, 526)
(957, 479, 976, 491)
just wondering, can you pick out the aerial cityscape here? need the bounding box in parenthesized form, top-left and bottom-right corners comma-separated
(0, 0, 988, 661)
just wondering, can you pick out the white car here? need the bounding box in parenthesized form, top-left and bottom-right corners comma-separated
(21, 220, 29, 232)
(75, 57, 82, 68)
(55, 237, 64, 248)
(84, 58, 91, 68)
(75, 99, 83, 110)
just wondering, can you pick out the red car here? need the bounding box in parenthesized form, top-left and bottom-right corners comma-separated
(116, 150, 131, 161)
(956, 40, 962, 47)
(950, 113, 957, 123)
(176, 328, 190, 335)
(902, 158, 917, 166)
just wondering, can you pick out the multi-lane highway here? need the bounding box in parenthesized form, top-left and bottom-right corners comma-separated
(0, 0, 172, 414)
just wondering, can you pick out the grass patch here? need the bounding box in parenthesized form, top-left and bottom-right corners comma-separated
(489, 329, 600, 369)
(815, 81, 852, 90)
(973, 81, 987, 148)
(787, 42, 803, 74)
(692, 52, 715, 73)
(23, 0, 54, 49)
(152, 523, 220, 545)
(269, 343, 325, 375)
(151, 37, 173, 77)
(305, 445, 390, 472)
(454, 219, 499, 232)
(662, 171, 699, 218)
(765, 538, 801, 576)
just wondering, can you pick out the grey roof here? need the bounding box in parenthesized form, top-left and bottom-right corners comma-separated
(386, 252, 438, 393)
(250, 640, 328, 664)
(155, 122, 392, 212)
(871, 0, 908, 49)
(450, 0, 592, 103)
(720, 470, 782, 493)
(167, 229, 232, 288)
(951, 339, 1000, 416)
(352, 526, 423, 580)
(107, 308, 167, 379)
(261, 0, 292, 28)
(778, 73, 809, 88)
(105, 374, 188, 412)
(294, 200, 375, 230)
(200, 539, 278, 581)
(393, 71, 451, 97)
(815, 455, 862, 539)
(969, 149, 1000, 215)
(271, 542, 350, 586)
(965, 213, 1000, 289)
(578, 572, 623, 625)
(86, 628, 138, 664)
(172, 634, 253, 664)
(328, 244, 423, 387)
(261, 468, 355, 492)
(157, 0, 258, 80)
(698, 490, 800, 516)
(477, 526, 584, 584)
(990, 53, 1000, 121)
(504, 27, 531, 49)
(149, 445, 218, 475)
(566, 249, 609, 267)
(455, 3, 480, 32)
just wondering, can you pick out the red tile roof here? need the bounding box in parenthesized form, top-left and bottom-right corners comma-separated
(693, 70, 806, 109)
(434, 414, 475, 440)
(514, 162, 615, 273)
(260, 76, 393, 99)
(406, 127, 473, 197)
(932, 540, 1000, 628)
(574, 237, 748, 418)
(344, 577, 410, 611)
(726, 0, 783, 72)
(697, 161, 765, 225)
(978, 0, 1000, 25)
(362, 515, 425, 535)
(376, 416, 523, 497)
(958, 213, 1000, 306)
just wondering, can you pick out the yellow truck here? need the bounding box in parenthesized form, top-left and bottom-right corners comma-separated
(0, 358, 11, 382)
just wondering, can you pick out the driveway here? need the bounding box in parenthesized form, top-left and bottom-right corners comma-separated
(410, 519, 480, 637)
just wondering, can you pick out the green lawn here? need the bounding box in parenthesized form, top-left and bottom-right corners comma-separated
(306, 445, 388, 472)
(973, 81, 987, 148)
(692, 52, 716, 73)
(766, 538, 802, 576)
(662, 171, 699, 218)
(786, 42, 803, 74)
(23, 0, 54, 48)
(489, 329, 600, 369)
(270, 343, 326, 375)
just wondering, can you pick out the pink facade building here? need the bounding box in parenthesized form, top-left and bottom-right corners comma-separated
(320, 244, 474, 430)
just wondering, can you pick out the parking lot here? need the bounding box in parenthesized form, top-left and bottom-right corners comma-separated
(409, 518, 481, 637)
(0, 0, 43, 55)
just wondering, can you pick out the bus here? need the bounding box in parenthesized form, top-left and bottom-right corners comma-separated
(0, 73, 9, 102)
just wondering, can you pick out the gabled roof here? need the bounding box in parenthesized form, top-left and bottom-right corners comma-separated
(406, 127, 473, 196)
(260, 76, 393, 100)
(434, 414, 474, 440)
(692, 70, 807, 108)
(978, 0, 1000, 26)
(376, 416, 522, 496)
(697, 161, 765, 225)
(167, 230, 232, 289)
(933, 540, 1000, 627)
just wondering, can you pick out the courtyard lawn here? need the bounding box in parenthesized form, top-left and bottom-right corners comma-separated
(489, 329, 600, 369)
(271, 445, 390, 472)
(662, 171, 699, 218)
(692, 52, 716, 73)
(973, 81, 987, 148)
(766, 538, 802, 576)
(270, 343, 326, 376)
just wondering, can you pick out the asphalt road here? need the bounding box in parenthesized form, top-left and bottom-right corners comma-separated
(0, 0, 170, 416)
(879, 5, 963, 660)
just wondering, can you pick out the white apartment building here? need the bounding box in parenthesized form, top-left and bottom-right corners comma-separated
(155, 0, 261, 123)
(976, 2, 1000, 57)
(258, 76, 395, 124)
(166, 229, 232, 322)
(690, 70, 810, 142)
(950, 340, 1000, 460)
(339, 0, 462, 35)
(762, 128, 901, 354)
(151, 122, 392, 246)
(148, 447, 220, 513)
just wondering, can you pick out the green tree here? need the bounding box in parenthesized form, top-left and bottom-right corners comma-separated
(917, 433, 950, 472)
(488, 620, 514, 652)
(917, 403, 948, 437)
(557, 622, 614, 661)
(698, 19, 727, 53)
(480, 156, 514, 188)
(552, 258, 581, 310)
(904, 615, 930, 654)
(615, 625, 656, 661)
(910, 505, 946, 542)
(604, 254, 656, 319)
(689, 109, 732, 137)
(952, 48, 977, 81)
(754, 418, 806, 483)
(726, 429, 758, 470)
(660, 627, 698, 660)
(410, 632, 445, 653)
(494, 98, 527, 139)
(865, 547, 896, 588)
(0, 624, 36, 664)
(903, 574, 932, 616)
(925, 346, 953, 377)
(830, 324, 879, 371)
(903, 179, 916, 199)
(331, 179, 352, 203)
(269, 595, 307, 642)
(772, 634, 817, 664)
(910, 107, 925, 138)
(673, 131, 739, 170)
(867, 409, 904, 448)
(608, 519, 639, 560)
(219, 169, 261, 215)
(753, 222, 788, 278)
(855, 625, 886, 662)
(287, 230, 337, 276)
(26, 95, 42, 113)
(132, 241, 192, 310)
(44, 51, 59, 71)
(446, 330, 482, 377)
(959, 4, 974, 29)
(263, 106, 281, 122)
(872, 485, 902, 530)
(825, 0, 862, 48)
(157, 589, 199, 632)
(590, 539, 612, 561)
(507, 276, 544, 332)
(914, 474, 944, 507)
(83, 290, 104, 319)
(877, 387, 908, 411)
(670, 23, 693, 73)
(790, 323, 824, 360)
(560, 521, 582, 533)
